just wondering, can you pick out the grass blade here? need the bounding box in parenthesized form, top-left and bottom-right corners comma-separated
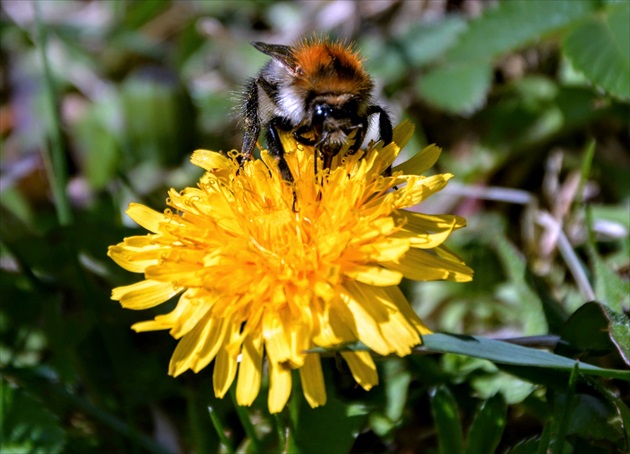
(465, 393, 507, 454)
(34, 2, 72, 225)
(430, 385, 463, 454)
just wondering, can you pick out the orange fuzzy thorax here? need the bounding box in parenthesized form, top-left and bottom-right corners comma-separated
(291, 39, 372, 96)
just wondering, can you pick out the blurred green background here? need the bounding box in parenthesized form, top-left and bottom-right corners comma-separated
(1, 1, 628, 453)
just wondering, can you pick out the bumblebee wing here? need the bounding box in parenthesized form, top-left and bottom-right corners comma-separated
(250, 41, 296, 73)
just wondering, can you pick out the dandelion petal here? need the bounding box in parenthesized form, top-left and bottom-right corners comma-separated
(236, 334, 264, 406)
(112, 280, 179, 310)
(300, 353, 327, 408)
(268, 360, 292, 414)
(342, 351, 378, 390)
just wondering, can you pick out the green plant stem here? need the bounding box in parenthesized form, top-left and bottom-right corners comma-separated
(208, 406, 234, 453)
(229, 388, 261, 451)
(577, 139, 596, 207)
(536, 420, 552, 454)
(34, 2, 72, 226)
(552, 363, 579, 454)
(274, 413, 289, 453)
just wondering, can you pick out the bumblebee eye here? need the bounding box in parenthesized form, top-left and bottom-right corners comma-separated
(313, 104, 332, 124)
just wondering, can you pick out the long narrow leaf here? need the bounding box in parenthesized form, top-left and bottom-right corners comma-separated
(430, 386, 463, 454)
(465, 393, 507, 454)
(419, 334, 630, 380)
(34, 2, 72, 225)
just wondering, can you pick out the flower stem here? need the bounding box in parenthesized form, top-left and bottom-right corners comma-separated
(207, 406, 234, 453)
(229, 388, 261, 451)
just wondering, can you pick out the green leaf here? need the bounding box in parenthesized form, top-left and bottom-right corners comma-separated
(72, 97, 121, 190)
(482, 80, 614, 155)
(398, 16, 468, 67)
(446, 0, 597, 64)
(552, 364, 580, 454)
(470, 369, 538, 405)
(601, 306, 630, 365)
(493, 235, 548, 334)
(383, 358, 412, 424)
(525, 269, 569, 334)
(507, 437, 542, 454)
(420, 334, 630, 380)
(120, 72, 196, 167)
(558, 393, 625, 444)
(417, 60, 493, 114)
(557, 302, 617, 358)
(588, 377, 630, 450)
(419, 1, 598, 114)
(563, 2, 630, 100)
(7, 367, 171, 454)
(591, 204, 630, 228)
(465, 394, 507, 454)
(34, 2, 72, 226)
(0, 380, 66, 454)
(430, 385, 464, 454)
(592, 251, 630, 312)
(293, 392, 368, 454)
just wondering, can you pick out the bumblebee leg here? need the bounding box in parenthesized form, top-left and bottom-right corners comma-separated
(266, 116, 293, 181)
(347, 119, 368, 155)
(241, 78, 260, 164)
(293, 126, 317, 146)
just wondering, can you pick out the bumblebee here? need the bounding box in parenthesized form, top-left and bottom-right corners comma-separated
(240, 37, 392, 179)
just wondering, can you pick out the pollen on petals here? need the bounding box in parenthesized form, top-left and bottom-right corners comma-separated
(108, 121, 473, 413)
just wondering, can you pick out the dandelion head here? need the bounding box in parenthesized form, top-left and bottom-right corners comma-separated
(108, 121, 473, 413)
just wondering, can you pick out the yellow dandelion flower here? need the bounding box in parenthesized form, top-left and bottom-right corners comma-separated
(108, 121, 473, 413)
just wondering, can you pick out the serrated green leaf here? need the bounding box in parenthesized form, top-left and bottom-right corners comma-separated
(561, 393, 625, 443)
(422, 0, 608, 116)
(593, 252, 630, 312)
(418, 61, 492, 114)
(447, 0, 597, 63)
(420, 334, 630, 380)
(465, 394, 507, 454)
(601, 306, 630, 365)
(563, 2, 630, 100)
(430, 385, 464, 454)
(590, 377, 630, 448)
